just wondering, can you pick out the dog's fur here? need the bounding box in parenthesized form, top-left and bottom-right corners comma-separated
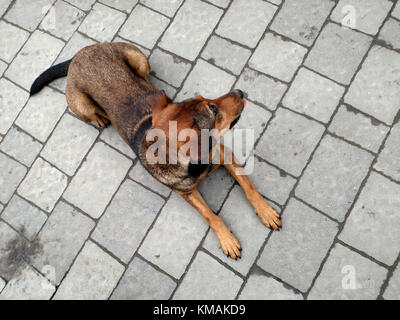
(31, 42, 281, 259)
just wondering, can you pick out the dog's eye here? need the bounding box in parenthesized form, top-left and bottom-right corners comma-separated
(209, 104, 219, 116)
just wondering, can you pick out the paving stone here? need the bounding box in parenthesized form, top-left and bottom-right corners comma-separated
(119, 4, 169, 49)
(176, 59, 236, 101)
(149, 48, 191, 87)
(0, 263, 55, 300)
(0, 79, 29, 135)
(268, 0, 282, 4)
(0, 152, 27, 203)
(331, 0, 392, 36)
(54, 241, 124, 300)
(384, 264, 400, 300)
(111, 257, 176, 300)
(271, 0, 335, 46)
(238, 272, 303, 300)
(393, 1, 400, 19)
(0, 61, 7, 77)
(31, 201, 94, 285)
(345, 46, 400, 125)
(173, 251, 243, 300)
(79, 3, 126, 42)
(1, 195, 47, 241)
(296, 135, 373, 222)
(258, 198, 338, 292)
(92, 180, 164, 263)
(113, 36, 150, 57)
(379, 18, 400, 50)
(235, 68, 287, 110)
(0, 277, 5, 293)
(160, 0, 222, 60)
(201, 36, 251, 75)
(100, 126, 136, 159)
(149, 76, 177, 98)
(129, 161, 171, 197)
(18, 158, 67, 212)
(339, 172, 400, 265)
(15, 87, 66, 142)
(206, 0, 230, 8)
(41, 113, 99, 175)
(5, 30, 64, 90)
(139, 193, 209, 279)
(203, 186, 272, 275)
(64, 0, 96, 10)
(63, 142, 132, 219)
(375, 123, 400, 182)
(216, 0, 277, 48)
(140, 0, 183, 17)
(329, 105, 389, 153)
(40, 0, 85, 41)
(282, 68, 345, 123)
(100, 0, 137, 13)
(256, 108, 325, 177)
(246, 157, 296, 206)
(0, 21, 29, 63)
(4, 0, 55, 31)
(0, 0, 12, 16)
(308, 243, 387, 300)
(305, 23, 372, 85)
(0, 127, 42, 167)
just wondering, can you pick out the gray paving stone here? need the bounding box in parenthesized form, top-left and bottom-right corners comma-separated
(92, 180, 165, 263)
(129, 161, 171, 197)
(63, 142, 132, 218)
(384, 264, 400, 300)
(40, 0, 85, 41)
(119, 4, 169, 49)
(0, 0, 12, 16)
(173, 251, 243, 300)
(258, 198, 338, 292)
(149, 76, 177, 98)
(238, 272, 303, 300)
(0, 21, 29, 63)
(207, 0, 230, 8)
(55, 32, 96, 64)
(1, 195, 47, 241)
(0, 152, 27, 203)
(15, 87, 66, 142)
(18, 158, 67, 212)
(4, 0, 55, 31)
(282, 68, 345, 123)
(339, 172, 400, 265)
(0, 79, 29, 135)
(296, 135, 373, 222)
(201, 36, 251, 75)
(140, 0, 183, 17)
(176, 59, 236, 101)
(331, 0, 392, 35)
(0, 277, 5, 293)
(160, 0, 222, 60)
(0, 126, 42, 166)
(249, 33, 307, 82)
(41, 113, 99, 175)
(246, 157, 296, 206)
(64, 0, 95, 10)
(79, 3, 126, 42)
(31, 201, 94, 285)
(100, 0, 137, 13)
(393, 1, 400, 19)
(305, 23, 372, 85)
(329, 105, 389, 153)
(271, 0, 335, 46)
(202, 186, 272, 275)
(54, 241, 124, 300)
(235, 68, 287, 110)
(111, 257, 176, 300)
(217, 0, 277, 48)
(149, 48, 191, 87)
(308, 243, 387, 300)
(345, 46, 400, 125)
(375, 123, 400, 182)
(379, 18, 400, 50)
(268, 0, 282, 4)
(0, 61, 7, 77)
(256, 108, 325, 177)
(139, 193, 209, 279)
(5, 30, 64, 90)
(100, 126, 136, 159)
(0, 263, 55, 300)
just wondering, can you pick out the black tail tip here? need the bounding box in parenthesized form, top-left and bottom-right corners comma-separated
(29, 82, 41, 96)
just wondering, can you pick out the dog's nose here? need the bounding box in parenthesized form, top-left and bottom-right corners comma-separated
(234, 89, 244, 99)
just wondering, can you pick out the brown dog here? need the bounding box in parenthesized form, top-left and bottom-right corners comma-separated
(30, 42, 281, 259)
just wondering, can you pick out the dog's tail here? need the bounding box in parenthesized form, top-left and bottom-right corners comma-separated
(29, 59, 72, 96)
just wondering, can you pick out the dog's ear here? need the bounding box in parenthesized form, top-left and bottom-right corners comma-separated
(147, 90, 170, 127)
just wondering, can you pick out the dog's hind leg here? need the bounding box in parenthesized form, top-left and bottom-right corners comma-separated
(115, 42, 151, 82)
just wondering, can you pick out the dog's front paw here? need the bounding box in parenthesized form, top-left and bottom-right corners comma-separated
(254, 197, 282, 231)
(217, 228, 242, 260)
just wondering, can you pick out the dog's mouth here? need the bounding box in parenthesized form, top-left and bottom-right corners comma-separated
(230, 115, 241, 129)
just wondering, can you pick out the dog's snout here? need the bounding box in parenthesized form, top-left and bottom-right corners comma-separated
(233, 89, 244, 99)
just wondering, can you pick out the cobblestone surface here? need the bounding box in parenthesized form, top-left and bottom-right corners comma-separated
(0, 0, 399, 300)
